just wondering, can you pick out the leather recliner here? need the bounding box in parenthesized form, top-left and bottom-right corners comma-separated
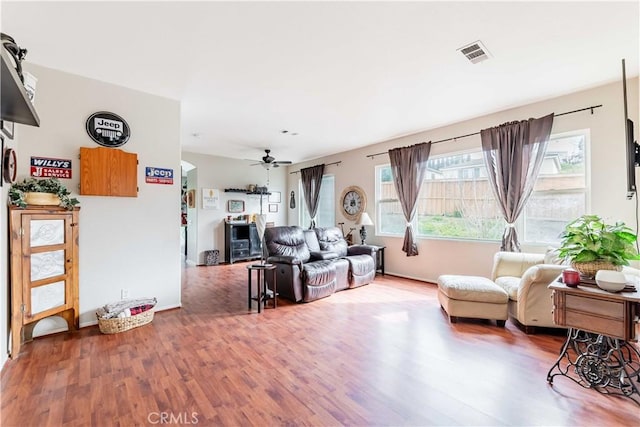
(492, 250, 640, 333)
(314, 227, 377, 287)
(491, 251, 567, 333)
(264, 226, 377, 303)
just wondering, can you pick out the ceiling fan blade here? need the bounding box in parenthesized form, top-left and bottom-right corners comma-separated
(274, 161, 292, 165)
(249, 162, 263, 166)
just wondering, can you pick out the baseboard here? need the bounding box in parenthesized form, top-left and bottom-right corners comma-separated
(380, 271, 438, 285)
(35, 326, 69, 336)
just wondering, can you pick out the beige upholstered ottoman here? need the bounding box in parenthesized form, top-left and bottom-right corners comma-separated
(437, 275, 509, 326)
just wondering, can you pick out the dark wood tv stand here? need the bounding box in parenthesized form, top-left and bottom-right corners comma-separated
(224, 222, 262, 264)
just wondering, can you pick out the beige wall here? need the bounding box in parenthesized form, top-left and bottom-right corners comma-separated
(0, 125, 19, 367)
(181, 152, 288, 264)
(288, 78, 639, 282)
(1, 64, 182, 363)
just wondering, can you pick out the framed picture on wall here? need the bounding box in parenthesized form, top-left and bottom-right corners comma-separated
(0, 136, 4, 188)
(201, 188, 220, 209)
(228, 199, 244, 213)
(187, 189, 196, 208)
(269, 203, 278, 213)
(1, 120, 14, 140)
(269, 191, 281, 203)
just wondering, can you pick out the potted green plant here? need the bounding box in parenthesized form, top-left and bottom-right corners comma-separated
(9, 177, 80, 210)
(558, 214, 640, 277)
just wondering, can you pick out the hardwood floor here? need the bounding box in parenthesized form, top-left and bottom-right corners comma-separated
(2, 262, 638, 426)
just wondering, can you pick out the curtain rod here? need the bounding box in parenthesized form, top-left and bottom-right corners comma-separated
(289, 160, 342, 174)
(365, 104, 603, 159)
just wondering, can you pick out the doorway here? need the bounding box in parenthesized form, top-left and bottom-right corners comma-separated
(181, 160, 196, 263)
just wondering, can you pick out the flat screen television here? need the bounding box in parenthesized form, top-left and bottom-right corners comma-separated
(623, 59, 639, 199)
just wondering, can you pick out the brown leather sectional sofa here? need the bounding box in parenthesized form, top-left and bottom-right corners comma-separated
(264, 226, 378, 302)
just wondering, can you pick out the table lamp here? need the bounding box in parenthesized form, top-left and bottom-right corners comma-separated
(255, 213, 267, 265)
(355, 212, 374, 245)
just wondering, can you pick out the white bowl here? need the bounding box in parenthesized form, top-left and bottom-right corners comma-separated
(595, 270, 626, 292)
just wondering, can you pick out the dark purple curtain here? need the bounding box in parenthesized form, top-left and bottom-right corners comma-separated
(300, 164, 325, 229)
(389, 142, 431, 256)
(481, 113, 554, 252)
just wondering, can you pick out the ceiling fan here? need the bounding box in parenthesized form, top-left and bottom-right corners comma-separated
(249, 149, 292, 170)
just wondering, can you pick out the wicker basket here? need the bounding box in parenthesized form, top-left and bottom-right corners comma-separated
(571, 260, 621, 278)
(97, 309, 154, 334)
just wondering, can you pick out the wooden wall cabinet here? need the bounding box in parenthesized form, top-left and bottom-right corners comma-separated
(79, 146, 138, 196)
(9, 206, 80, 358)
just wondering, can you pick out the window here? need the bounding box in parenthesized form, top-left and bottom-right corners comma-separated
(522, 131, 588, 243)
(299, 175, 335, 228)
(376, 130, 588, 244)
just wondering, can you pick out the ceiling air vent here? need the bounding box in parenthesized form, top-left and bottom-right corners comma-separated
(458, 40, 491, 64)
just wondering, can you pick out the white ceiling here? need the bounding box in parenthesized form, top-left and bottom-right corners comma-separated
(2, 1, 638, 164)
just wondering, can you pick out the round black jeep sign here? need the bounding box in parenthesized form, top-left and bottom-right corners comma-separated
(86, 111, 130, 147)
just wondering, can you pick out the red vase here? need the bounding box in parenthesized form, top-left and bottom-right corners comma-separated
(562, 269, 580, 287)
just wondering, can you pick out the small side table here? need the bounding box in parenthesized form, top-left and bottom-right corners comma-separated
(247, 264, 277, 313)
(373, 246, 386, 275)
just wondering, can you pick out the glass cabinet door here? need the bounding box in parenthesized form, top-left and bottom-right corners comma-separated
(22, 215, 74, 321)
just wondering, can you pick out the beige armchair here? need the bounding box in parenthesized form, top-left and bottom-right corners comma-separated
(491, 251, 567, 333)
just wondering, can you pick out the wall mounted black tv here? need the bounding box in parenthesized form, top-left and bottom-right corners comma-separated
(623, 58, 639, 199)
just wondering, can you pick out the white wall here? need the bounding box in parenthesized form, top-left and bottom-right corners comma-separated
(288, 78, 640, 282)
(0, 131, 19, 367)
(185, 168, 198, 265)
(4, 64, 182, 352)
(181, 152, 287, 264)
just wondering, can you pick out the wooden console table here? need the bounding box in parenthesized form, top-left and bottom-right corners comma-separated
(547, 280, 640, 405)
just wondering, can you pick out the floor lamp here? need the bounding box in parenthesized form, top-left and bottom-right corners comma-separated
(256, 192, 267, 265)
(256, 213, 267, 265)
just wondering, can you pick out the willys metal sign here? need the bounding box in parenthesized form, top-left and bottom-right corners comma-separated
(30, 156, 72, 179)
